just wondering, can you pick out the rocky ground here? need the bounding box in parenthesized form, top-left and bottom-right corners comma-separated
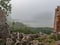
(5, 32, 60, 45)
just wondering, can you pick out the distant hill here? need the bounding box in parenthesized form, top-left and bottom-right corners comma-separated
(10, 22, 27, 29)
(14, 22, 25, 27)
(30, 27, 54, 34)
(10, 22, 54, 34)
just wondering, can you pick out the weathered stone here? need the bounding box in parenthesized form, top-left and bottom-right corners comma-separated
(32, 40, 40, 45)
(54, 6, 60, 32)
(0, 39, 6, 45)
(14, 40, 22, 45)
(6, 38, 13, 45)
(0, 9, 10, 45)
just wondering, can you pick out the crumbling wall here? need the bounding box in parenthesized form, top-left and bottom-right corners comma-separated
(54, 6, 60, 32)
(0, 9, 10, 45)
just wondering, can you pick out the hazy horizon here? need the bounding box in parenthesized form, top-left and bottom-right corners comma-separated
(10, 0, 60, 27)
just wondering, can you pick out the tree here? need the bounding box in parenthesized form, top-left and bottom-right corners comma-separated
(0, 0, 11, 16)
(11, 21, 15, 31)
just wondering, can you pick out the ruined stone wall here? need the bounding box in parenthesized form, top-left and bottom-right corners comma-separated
(54, 6, 60, 32)
(0, 9, 10, 39)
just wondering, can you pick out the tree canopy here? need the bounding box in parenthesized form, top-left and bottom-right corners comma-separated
(0, 0, 11, 15)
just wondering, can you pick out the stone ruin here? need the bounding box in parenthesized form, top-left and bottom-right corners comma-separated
(54, 6, 60, 32)
(0, 9, 10, 45)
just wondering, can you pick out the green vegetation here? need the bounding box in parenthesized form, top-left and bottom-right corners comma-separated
(0, 0, 11, 15)
(30, 27, 53, 34)
(11, 22, 33, 34)
(11, 22, 53, 34)
(57, 33, 60, 40)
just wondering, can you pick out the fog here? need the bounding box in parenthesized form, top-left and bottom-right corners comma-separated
(10, 0, 60, 27)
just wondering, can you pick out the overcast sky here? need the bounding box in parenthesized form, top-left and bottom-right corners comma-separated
(10, 0, 60, 27)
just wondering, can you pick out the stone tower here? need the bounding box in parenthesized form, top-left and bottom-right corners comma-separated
(54, 6, 60, 32)
(0, 9, 10, 45)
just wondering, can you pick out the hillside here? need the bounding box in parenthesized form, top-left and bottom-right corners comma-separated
(30, 27, 54, 34)
(11, 22, 54, 34)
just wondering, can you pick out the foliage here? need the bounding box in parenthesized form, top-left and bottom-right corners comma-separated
(0, 0, 11, 15)
(49, 35, 57, 41)
(35, 37, 44, 42)
(57, 33, 60, 40)
(11, 22, 53, 34)
(31, 27, 53, 34)
(11, 22, 34, 34)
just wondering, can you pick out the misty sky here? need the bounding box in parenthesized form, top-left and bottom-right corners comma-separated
(10, 0, 60, 27)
